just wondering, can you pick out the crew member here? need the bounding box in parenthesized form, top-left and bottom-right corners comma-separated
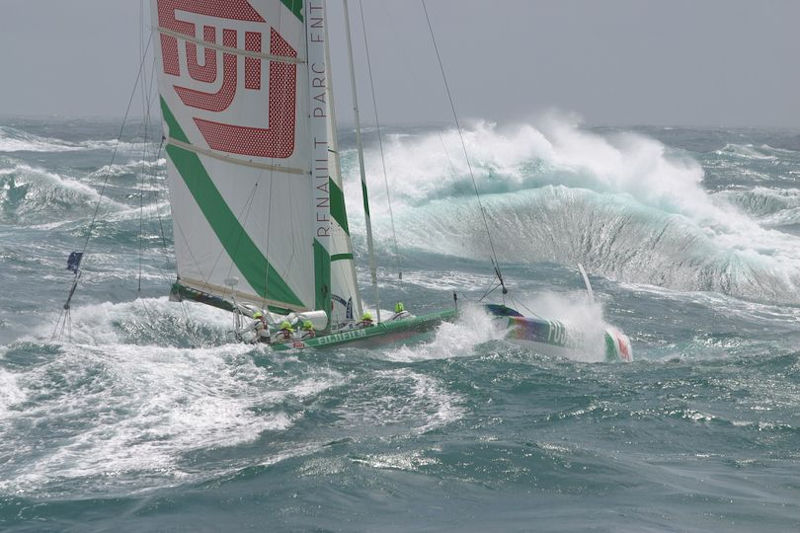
(275, 320, 295, 342)
(357, 312, 374, 327)
(252, 311, 269, 342)
(390, 302, 410, 320)
(299, 320, 316, 339)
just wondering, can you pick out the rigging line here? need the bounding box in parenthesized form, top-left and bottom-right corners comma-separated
(80, 31, 153, 257)
(150, 138, 171, 264)
(420, 0, 507, 296)
(508, 294, 540, 319)
(51, 309, 66, 341)
(59, 31, 155, 316)
(145, 138, 175, 284)
(138, 13, 159, 294)
(209, 181, 259, 288)
(137, 76, 149, 294)
(479, 280, 502, 303)
(141, 52, 172, 277)
(357, 0, 403, 285)
(140, 51, 175, 287)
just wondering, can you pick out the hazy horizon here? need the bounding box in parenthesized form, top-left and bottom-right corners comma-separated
(2, 1, 799, 129)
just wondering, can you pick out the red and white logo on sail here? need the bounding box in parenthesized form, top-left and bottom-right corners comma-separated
(157, 0, 296, 158)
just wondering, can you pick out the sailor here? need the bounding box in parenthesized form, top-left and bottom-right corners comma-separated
(275, 320, 295, 342)
(390, 302, 410, 320)
(252, 311, 270, 342)
(357, 312, 374, 327)
(299, 320, 316, 339)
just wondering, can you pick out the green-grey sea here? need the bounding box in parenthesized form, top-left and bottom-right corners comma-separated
(2, 118, 800, 531)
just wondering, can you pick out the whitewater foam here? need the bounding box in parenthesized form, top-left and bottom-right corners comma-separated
(382, 304, 507, 363)
(0, 163, 129, 223)
(0, 333, 351, 495)
(0, 125, 146, 154)
(339, 118, 800, 303)
(334, 367, 465, 436)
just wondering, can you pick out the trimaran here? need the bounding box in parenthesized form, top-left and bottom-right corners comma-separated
(55, 0, 632, 362)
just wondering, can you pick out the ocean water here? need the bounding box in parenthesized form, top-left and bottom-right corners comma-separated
(2, 117, 800, 531)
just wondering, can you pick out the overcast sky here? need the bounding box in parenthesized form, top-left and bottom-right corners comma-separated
(1, 0, 798, 128)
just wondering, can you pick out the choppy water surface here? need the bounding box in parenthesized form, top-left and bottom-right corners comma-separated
(2, 118, 800, 531)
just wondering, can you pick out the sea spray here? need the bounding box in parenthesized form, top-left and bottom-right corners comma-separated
(382, 303, 507, 362)
(3, 120, 800, 530)
(339, 117, 800, 303)
(510, 290, 611, 363)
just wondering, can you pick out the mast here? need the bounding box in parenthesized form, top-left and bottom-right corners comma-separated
(306, 0, 332, 325)
(323, 0, 363, 323)
(342, 0, 381, 323)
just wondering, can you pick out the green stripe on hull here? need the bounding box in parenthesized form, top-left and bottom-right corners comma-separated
(160, 98, 303, 309)
(331, 253, 353, 262)
(270, 309, 457, 351)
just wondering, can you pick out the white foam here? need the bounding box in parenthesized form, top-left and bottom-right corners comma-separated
(35, 297, 228, 346)
(88, 158, 166, 180)
(0, 369, 25, 418)
(334, 367, 465, 435)
(342, 115, 710, 218)
(0, 127, 82, 153)
(0, 126, 145, 154)
(1, 163, 128, 215)
(0, 332, 346, 495)
(336, 116, 800, 302)
(510, 291, 612, 363)
(351, 449, 440, 471)
(716, 143, 777, 160)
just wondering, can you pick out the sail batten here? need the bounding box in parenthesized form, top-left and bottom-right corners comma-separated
(156, 27, 306, 64)
(167, 137, 307, 174)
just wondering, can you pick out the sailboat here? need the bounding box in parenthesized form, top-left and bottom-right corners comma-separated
(152, 0, 634, 358)
(145, 0, 461, 350)
(57, 0, 630, 361)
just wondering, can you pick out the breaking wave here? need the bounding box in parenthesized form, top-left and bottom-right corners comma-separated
(0, 125, 144, 154)
(0, 160, 164, 225)
(341, 117, 800, 303)
(714, 143, 779, 160)
(0, 163, 129, 225)
(715, 187, 800, 228)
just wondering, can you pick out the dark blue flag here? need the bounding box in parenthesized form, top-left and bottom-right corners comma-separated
(67, 252, 83, 273)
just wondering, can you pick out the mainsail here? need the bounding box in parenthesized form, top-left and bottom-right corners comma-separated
(152, 0, 360, 325)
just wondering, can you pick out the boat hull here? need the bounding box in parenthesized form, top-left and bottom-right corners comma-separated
(171, 282, 631, 360)
(270, 309, 458, 351)
(486, 305, 633, 362)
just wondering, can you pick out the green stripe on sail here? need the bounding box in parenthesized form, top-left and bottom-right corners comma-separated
(282, 0, 303, 22)
(331, 253, 353, 262)
(313, 238, 331, 326)
(160, 98, 303, 309)
(329, 178, 349, 235)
